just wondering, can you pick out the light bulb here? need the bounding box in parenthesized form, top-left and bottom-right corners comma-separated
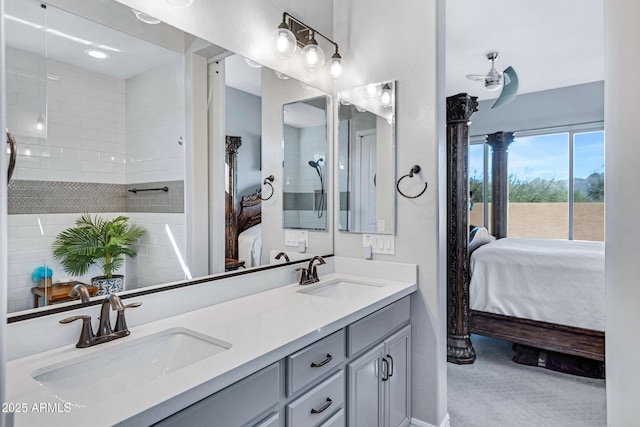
(380, 83, 393, 107)
(330, 53, 342, 80)
(366, 83, 380, 98)
(271, 23, 296, 59)
(35, 113, 45, 133)
(302, 39, 324, 72)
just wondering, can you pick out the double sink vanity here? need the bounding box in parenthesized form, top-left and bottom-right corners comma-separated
(6, 259, 417, 426)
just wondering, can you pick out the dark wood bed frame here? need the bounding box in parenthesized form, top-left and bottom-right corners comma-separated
(225, 136, 262, 269)
(446, 94, 605, 364)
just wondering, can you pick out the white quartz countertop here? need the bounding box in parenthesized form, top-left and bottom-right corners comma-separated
(6, 272, 416, 426)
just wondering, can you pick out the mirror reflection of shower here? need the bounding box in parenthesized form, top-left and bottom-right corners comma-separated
(308, 158, 325, 218)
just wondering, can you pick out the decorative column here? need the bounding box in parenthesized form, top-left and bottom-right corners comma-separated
(486, 132, 514, 239)
(446, 93, 478, 364)
(225, 136, 242, 261)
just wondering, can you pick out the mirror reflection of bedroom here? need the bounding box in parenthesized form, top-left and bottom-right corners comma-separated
(445, 0, 606, 425)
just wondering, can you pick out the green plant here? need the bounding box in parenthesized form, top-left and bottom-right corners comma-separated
(52, 214, 146, 279)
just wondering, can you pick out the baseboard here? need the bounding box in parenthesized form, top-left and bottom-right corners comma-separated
(410, 413, 450, 427)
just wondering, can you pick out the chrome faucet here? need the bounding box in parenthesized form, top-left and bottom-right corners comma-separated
(60, 293, 142, 348)
(68, 283, 91, 304)
(297, 255, 326, 285)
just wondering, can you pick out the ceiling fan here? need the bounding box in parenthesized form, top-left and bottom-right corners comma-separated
(466, 51, 519, 109)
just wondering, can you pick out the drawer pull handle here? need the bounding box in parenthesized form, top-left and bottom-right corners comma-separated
(310, 354, 333, 368)
(387, 354, 394, 378)
(310, 397, 333, 414)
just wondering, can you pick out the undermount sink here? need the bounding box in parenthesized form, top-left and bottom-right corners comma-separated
(31, 327, 231, 406)
(297, 279, 384, 300)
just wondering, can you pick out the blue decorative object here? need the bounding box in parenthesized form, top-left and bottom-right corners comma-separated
(32, 266, 53, 282)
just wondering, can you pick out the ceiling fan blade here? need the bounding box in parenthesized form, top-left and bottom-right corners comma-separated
(491, 66, 519, 109)
(466, 74, 486, 81)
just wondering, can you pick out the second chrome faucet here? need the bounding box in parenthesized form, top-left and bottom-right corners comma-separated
(60, 293, 141, 348)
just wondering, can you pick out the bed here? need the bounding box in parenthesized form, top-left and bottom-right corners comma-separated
(468, 236, 605, 361)
(225, 135, 263, 270)
(445, 93, 605, 364)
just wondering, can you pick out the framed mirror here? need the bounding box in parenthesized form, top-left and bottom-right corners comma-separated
(337, 81, 396, 234)
(282, 97, 329, 231)
(4, 0, 334, 318)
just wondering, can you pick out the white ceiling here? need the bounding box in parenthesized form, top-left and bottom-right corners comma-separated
(446, 0, 605, 100)
(5, 0, 182, 80)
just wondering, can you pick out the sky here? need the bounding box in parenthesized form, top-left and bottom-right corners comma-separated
(469, 131, 604, 182)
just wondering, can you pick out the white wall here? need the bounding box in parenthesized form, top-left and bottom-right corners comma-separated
(604, 0, 640, 423)
(334, 1, 443, 425)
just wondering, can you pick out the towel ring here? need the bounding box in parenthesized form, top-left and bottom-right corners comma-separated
(6, 129, 17, 184)
(260, 175, 275, 201)
(396, 165, 428, 199)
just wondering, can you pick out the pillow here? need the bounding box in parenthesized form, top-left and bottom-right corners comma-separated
(468, 227, 496, 253)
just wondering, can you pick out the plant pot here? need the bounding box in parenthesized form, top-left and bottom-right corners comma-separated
(92, 275, 124, 296)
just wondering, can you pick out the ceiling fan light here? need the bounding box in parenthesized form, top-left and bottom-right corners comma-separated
(485, 81, 503, 91)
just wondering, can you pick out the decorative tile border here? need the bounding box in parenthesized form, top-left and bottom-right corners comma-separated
(8, 180, 184, 214)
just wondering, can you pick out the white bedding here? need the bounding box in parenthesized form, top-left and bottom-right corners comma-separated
(238, 224, 262, 267)
(469, 237, 605, 332)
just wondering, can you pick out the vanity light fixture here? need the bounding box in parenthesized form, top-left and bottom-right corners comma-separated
(271, 12, 344, 79)
(35, 112, 45, 132)
(380, 83, 393, 107)
(84, 49, 110, 59)
(132, 8, 161, 25)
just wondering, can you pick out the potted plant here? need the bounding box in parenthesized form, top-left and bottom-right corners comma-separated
(52, 214, 146, 296)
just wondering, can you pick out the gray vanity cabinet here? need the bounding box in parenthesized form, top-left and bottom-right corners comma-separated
(347, 325, 411, 427)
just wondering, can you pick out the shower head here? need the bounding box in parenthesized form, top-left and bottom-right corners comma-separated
(308, 158, 323, 169)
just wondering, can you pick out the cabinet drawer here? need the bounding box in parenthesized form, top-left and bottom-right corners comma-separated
(154, 362, 279, 427)
(347, 296, 410, 357)
(254, 412, 280, 427)
(286, 370, 345, 427)
(286, 329, 346, 396)
(318, 407, 345, 427)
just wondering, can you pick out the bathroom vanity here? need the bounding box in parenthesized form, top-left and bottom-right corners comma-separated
(5, 262, 416, 426)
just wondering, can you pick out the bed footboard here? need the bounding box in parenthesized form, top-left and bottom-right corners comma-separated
(471, 310, 605, 362)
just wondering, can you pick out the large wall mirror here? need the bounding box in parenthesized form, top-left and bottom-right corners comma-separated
(337, 81, 396, 234)
(4, 0, 334, 318)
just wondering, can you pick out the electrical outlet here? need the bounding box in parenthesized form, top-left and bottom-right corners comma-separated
(285, 230, 308, 247)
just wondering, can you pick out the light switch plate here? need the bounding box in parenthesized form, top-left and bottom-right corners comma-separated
(285, 230, 308, 247)
(362, 234, 395, 255)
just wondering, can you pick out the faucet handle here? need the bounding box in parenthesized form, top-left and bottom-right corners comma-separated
(114, 302, 142, 335)
(295, 267, 310, 285)
(59, 315, 95, 348)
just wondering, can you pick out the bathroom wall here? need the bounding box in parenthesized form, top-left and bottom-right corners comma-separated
(334, 0, 444, 425)
(225, 86, 262, 201)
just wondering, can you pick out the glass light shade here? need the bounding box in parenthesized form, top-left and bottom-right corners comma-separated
(366, 83, 381, 98)
(271, 25, 296, 59)
(485, 81, 502, 91)
(380, 84, 392, 107)
(302, 42, 325, 72)
(330, 54, 342, 80)
(132, 9, 161, 24)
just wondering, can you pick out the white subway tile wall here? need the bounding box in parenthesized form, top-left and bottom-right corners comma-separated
(126, 56, 185, 184)
(5, 49, 187, 312)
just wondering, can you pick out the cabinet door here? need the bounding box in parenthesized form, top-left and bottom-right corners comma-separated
(347, 342, 384, 427)
(385, 325, 411, 427)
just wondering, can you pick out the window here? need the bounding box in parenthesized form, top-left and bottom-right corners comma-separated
(468, 127, 604, 241)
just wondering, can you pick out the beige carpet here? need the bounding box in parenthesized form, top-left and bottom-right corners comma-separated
(447, 335, 606, 427)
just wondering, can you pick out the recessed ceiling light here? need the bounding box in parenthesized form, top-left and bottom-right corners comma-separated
(84, 49, 110, 59)
(132, 9, 162, 25)
(166, 0, 195, 7)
